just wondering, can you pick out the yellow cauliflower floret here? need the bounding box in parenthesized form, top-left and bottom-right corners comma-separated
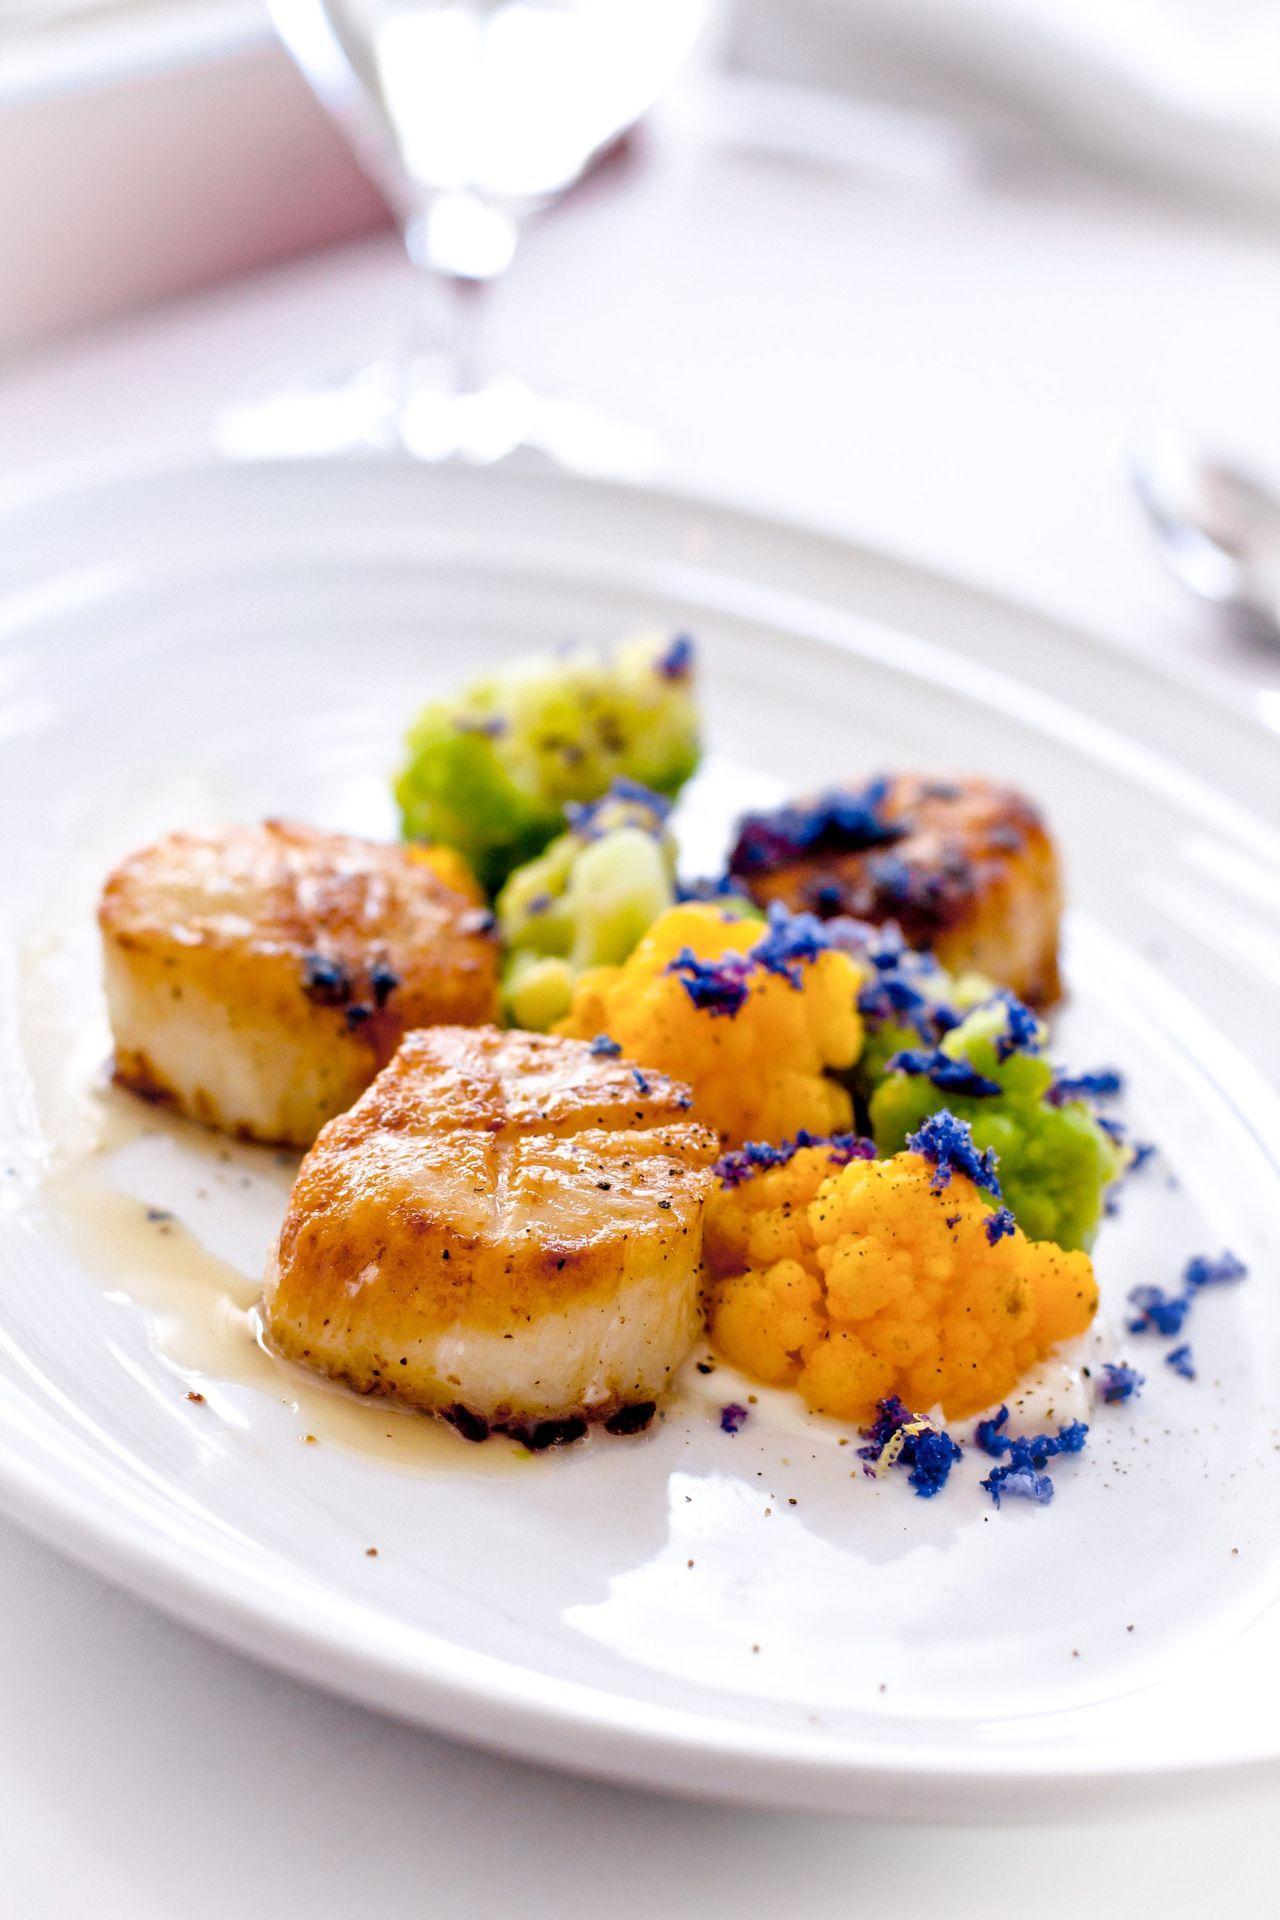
(703, 1141, 839, 1277)
(557, 904, 863, 1146)
(711, 1258, 825, 1386)
(405, 842, 487, 905)
(706, 1149, 1098, 1422)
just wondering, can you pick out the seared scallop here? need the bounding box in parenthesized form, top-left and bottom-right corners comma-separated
(728, 774, 1063, 1006)
(262, 1026, 718, 1440)
(99, 820, 498, 1146)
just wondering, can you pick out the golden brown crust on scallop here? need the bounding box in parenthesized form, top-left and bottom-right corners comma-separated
(733, 774, 1063, 1007)
(263, 1026, 718, 1419)
(99, 820, 499, 1144)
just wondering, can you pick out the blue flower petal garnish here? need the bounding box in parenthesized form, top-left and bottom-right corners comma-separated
(905, 1110, 1001, 1197)
(714, 1131, 875, 1190)
(727, 780, 906, 879)
(656, 633, 695, 681)
(975, 1407, 1088, 1507)
(858, 1396, 962, 1498)
(1098, 1362, 1144, 1404)
(888, 1048, 1002, 1100)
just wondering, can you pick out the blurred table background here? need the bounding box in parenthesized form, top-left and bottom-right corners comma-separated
(2, 11, 1279, 1914)
(5, 56, 1279, 699)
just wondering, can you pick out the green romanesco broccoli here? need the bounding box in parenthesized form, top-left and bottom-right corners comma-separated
(395, 633, 700, 895)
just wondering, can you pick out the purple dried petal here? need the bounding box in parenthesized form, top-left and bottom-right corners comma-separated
(1097, 1363, 1144, 1405)
(656, 633, 696, 681)
(727, 781, 906, 881)
(888, 1048, 1002, 1099)
(905, 1110, 1001, 1197)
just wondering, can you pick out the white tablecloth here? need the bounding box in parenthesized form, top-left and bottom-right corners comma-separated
(2, 102, 1278, 1915)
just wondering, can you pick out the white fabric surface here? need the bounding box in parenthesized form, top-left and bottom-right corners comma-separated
(1, 105, 1278, 1913)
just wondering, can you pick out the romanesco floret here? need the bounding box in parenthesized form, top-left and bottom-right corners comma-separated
(497, 782, 678, 1030)
(816, 918, 990, 1086)
(395, 634, 701, 894)
(869, 996, 1126, 1251)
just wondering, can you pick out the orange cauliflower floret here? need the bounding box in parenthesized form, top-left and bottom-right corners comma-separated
(705, 1147, 1098, 1422)
(405, 842, 487, 905)
(556, 903, 863, 1147)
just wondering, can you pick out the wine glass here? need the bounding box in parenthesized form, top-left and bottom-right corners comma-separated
(225, 0, 718, 467)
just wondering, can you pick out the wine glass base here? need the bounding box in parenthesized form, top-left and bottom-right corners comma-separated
(215, 364, 660, 479)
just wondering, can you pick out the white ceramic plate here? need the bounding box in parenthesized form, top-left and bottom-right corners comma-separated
(2, 453, 1278, 1820)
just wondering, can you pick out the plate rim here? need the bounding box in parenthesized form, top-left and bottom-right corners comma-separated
(0, 439, 1272, 741)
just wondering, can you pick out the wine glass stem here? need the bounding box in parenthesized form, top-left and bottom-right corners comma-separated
(397, 268, 481, 410)
(446, 275, 486, 396)
(401, 187, 521, 395)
